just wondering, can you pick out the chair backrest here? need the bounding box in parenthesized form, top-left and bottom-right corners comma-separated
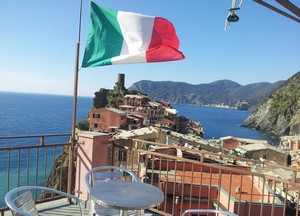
(85, 166, 140, 193)
(12, 190, 38, 216)
(181, 209, 238, 216)
(5, 186, 83, 216)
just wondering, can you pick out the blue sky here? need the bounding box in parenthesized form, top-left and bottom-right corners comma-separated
(0, 0, 299, 97)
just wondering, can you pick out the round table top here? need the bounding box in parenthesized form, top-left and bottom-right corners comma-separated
(90, 180, 164, 210)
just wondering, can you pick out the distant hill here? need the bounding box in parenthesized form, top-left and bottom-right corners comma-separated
(245, 71, 300, 137)
(129, 79, 284, 109)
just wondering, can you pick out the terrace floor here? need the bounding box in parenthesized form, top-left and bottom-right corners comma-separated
(3, 199, 160, 216)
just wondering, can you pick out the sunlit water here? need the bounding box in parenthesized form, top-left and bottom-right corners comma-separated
(172, 104, 279, 145)
(0, 92, 92, 207)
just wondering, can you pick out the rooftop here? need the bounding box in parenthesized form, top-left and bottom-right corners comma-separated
(115, 126, 158, 138)
(236, 143, 284, 153)
(124, 94, 149, 99)
(106, 107, 127, 115)
(220, 136, 268, 145)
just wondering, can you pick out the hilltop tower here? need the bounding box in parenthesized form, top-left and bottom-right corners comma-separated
(114, 73, 125, 92)
(118, 73, 125, 90)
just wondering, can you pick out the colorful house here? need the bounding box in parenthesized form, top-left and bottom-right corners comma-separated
(89, 108, 127, 132)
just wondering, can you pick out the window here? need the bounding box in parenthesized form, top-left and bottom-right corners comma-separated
(118, 150, 127, 162)
(93, 123, 98, 128)
(93, 113, 100, 118)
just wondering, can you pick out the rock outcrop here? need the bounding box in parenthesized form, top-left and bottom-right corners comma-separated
(44, 146, 73, 193)
(245, 71, 300, 137)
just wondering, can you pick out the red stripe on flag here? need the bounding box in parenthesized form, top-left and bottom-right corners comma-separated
(146, 17, 184, 62)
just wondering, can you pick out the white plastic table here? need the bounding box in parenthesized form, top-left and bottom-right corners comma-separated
(89, 180, 164, 214)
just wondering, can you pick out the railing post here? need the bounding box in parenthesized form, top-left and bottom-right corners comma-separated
(67, 138, 75, 197)
(134, 140, 138, 168)
(134, 140, 138, 151)
(40, 136, 45, 146)
(112, 139, 115, 166)
(200, 152, 204, 163)
(292, 170, 297, 183)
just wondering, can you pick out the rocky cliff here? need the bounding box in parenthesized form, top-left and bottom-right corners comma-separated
(44, 146, 73, 193)
(245, 71, 300, 137)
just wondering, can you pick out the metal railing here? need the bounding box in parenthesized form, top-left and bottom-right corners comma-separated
(113, 138, 300, 216)
(2, 135, 300, 216)
(0, 134, 71, 215)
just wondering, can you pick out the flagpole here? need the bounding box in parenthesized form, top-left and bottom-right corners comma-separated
(68, 0, 83, 196)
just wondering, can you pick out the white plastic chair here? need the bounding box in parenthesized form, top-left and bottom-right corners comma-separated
(5, 186, 83, 216)
(84, 166, 143, 216)
(181, 209, 238, 216)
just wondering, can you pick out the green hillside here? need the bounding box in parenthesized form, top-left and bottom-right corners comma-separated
(245, 71, 300, 137)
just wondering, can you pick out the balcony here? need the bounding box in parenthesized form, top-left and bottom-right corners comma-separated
(113, 138, 300, 216)
(1, 133, 300, 216)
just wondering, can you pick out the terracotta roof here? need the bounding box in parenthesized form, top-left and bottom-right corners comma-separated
(106, 108, 127, 115)
(161, 170, 274, 203)
(160, 118, 176, 126)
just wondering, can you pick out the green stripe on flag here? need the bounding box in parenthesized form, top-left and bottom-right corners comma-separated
(82, 2, 124, 67)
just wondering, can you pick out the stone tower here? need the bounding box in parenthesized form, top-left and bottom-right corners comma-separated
(118, 73, 125, 91)
(114, 73, 125, 92)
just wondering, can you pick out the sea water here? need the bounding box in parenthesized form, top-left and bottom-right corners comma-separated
(172, 104, 279, 145)
(0, 92, 93, 207)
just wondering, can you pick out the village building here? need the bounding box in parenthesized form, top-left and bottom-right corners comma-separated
(126, 113, 144, 129)
(147, 101, 165, 122)
(220, 136, 242, 150)
(220, 136, 268, 151)
(157, 118, 176, 130)
(118, 104, 136, 112)
(164, 107, 178, 118)
(89, 95, 179, 133)
(234, 143, 289, 166)
(280, 135, 300, 151)
(89, 108, 127, 133)
(156, 101, 171, 108)
(122, 94, 150, 107)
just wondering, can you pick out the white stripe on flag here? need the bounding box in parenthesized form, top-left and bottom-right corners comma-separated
(111, 51, 147, 65)
(117, 11, 155, 55)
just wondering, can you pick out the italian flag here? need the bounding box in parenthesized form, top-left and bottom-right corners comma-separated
(82, 2, 185, 67)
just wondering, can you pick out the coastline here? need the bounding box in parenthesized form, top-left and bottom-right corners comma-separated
(202, 104, 237, 110)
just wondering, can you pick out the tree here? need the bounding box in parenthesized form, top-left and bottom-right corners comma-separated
(107, 91, 120, 108)
(77, 119, 89, 131)
(93, 88, 109, 108)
